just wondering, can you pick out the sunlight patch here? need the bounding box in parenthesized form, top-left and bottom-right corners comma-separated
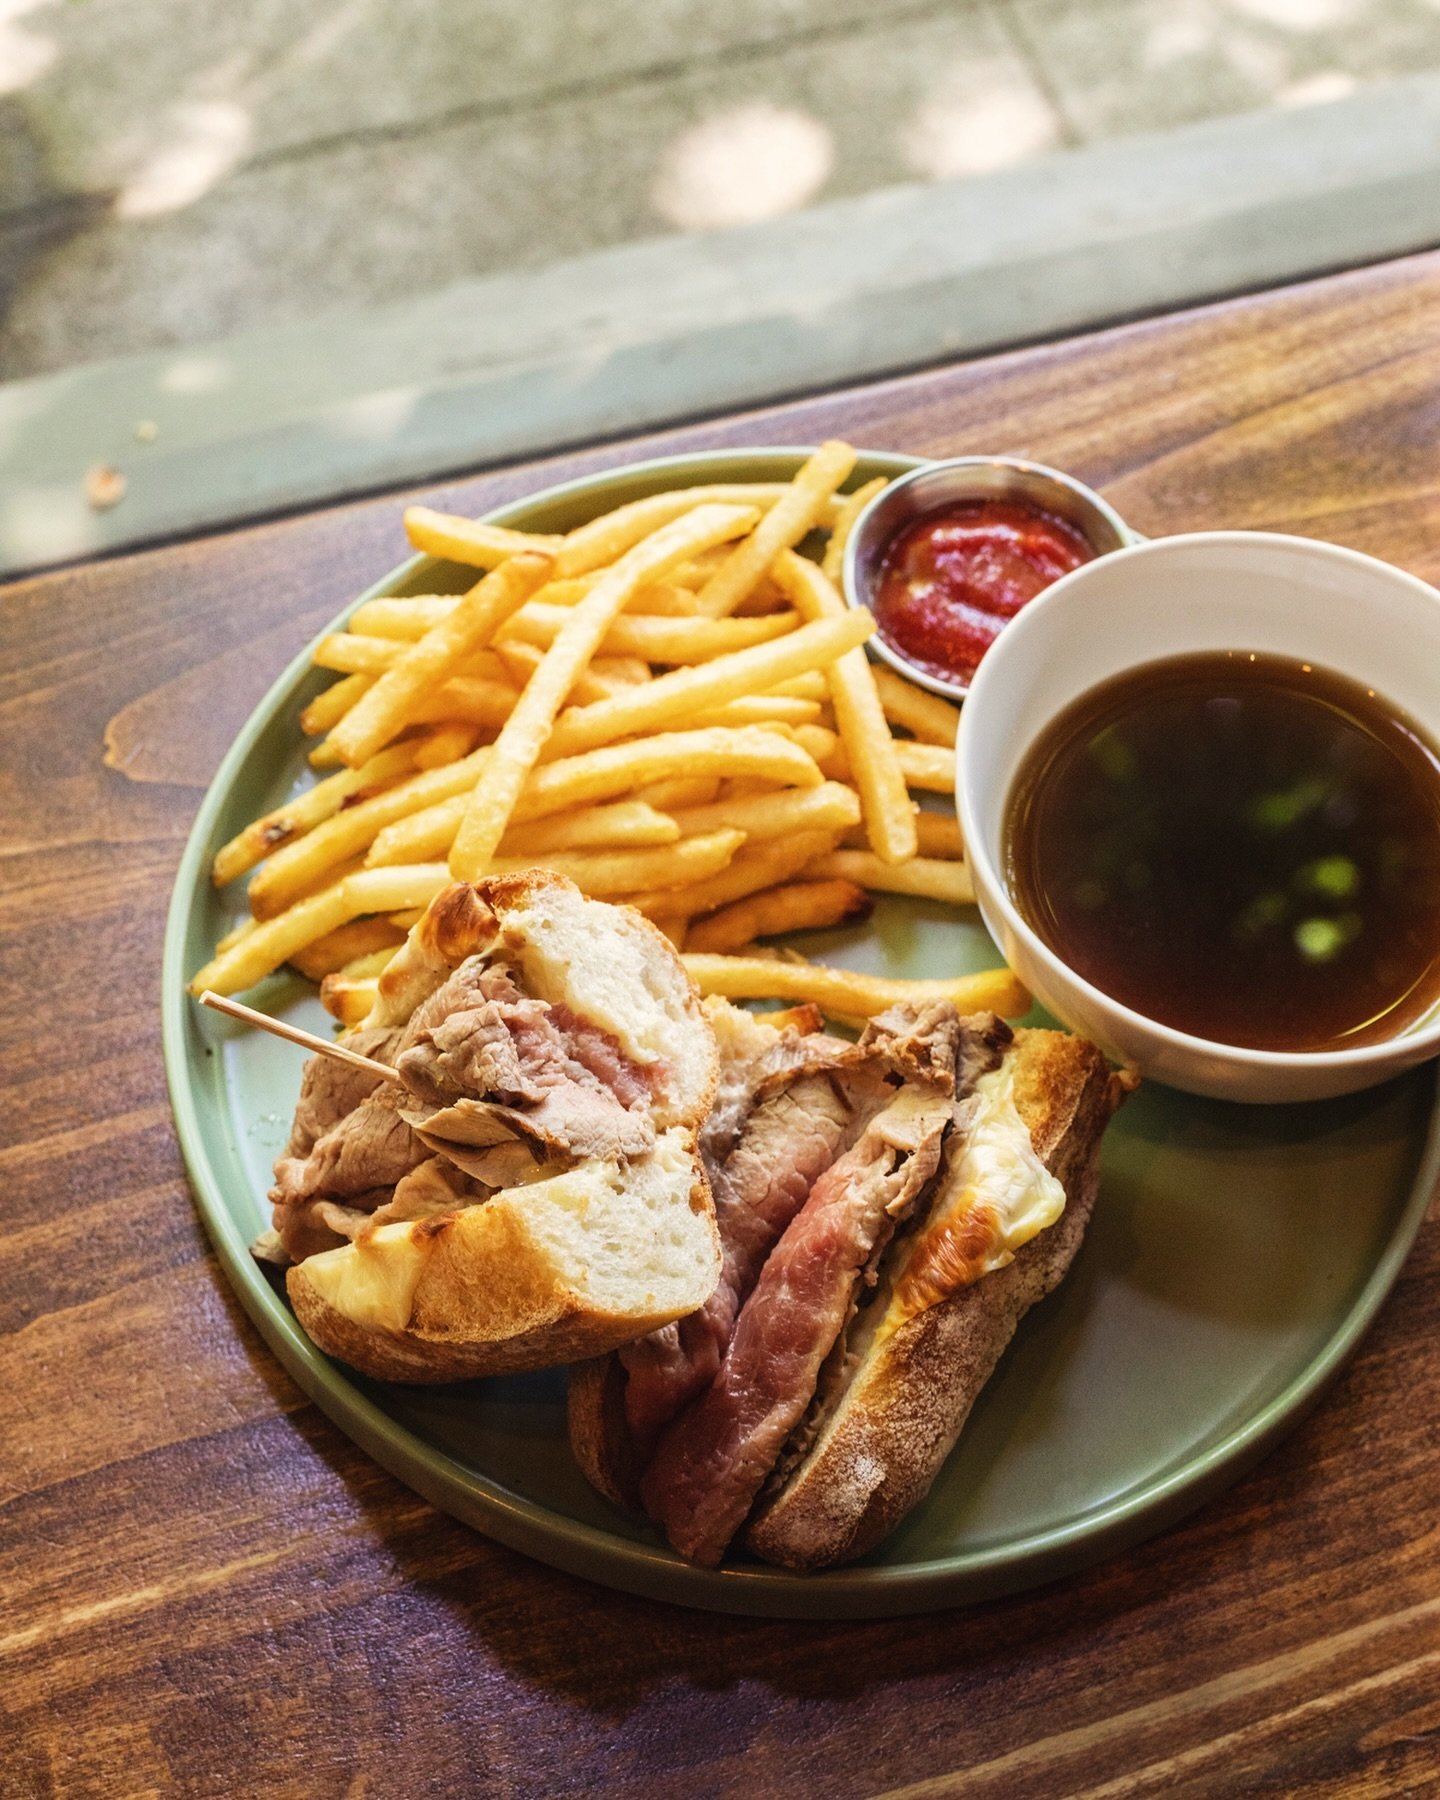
(652, 105, 833, 232)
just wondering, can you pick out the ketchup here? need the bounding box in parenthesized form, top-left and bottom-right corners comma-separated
(873, 499, 1094, 687)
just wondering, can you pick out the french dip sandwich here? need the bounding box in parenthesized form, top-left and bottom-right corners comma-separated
(259, 874, 722, 1381)
(569, 998, 1131, 1568)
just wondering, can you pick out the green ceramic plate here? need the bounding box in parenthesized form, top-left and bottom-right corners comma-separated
(163, 449, 1440, 1619)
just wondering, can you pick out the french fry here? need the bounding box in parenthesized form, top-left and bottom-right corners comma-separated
(494, 638, 651, 702)
(805, 850, 975, 906)
(411, 722, 483, 769)
(552, 484, 843, 580)
(690, 695, 821, 729)
(321, 974, 381, 1026)
(346, 594, 460, 639)
(404, 507, 564, 567)
(404, 675, 518, 731)
(820, 476, 888, 583)
(449, 502, 761, 880)
(692, 443, 857, 618)
(626, 828, 839, 920)
(289, 917, 407, 982)
(787, 723, 841, 766)
(895, 742, 955, 793)
(314, 633, 420, 676)
(369, 726, 821, 868)
(248, 744, 493, 917)
(500, 604, 799, 664)
(872, 665, 962, 747)
(190, 864, 452, 997)
(329, 552, 552, 768)
(633, 775, 722, 810)
(300, 672, 374, 737)
(686, 879, 872, 953)
(913, 811, 966, 860)
(542, 611, 874, 760)
(210, 743, 417, 887)
(492, 828, 745, 897)
(337, 944, 402, 982)
(681, 953, 1029, 1019)
(501, 799, 680, 856)
(774, 549, 916, 865)
(669, 780, 861, 845)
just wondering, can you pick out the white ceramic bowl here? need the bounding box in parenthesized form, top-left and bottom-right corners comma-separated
(956, 531, 1440, 1103)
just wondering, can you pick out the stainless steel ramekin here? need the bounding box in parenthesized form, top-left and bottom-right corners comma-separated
(841, 456, 1141, 701)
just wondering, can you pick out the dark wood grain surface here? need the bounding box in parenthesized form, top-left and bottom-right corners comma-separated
(4, 251, 1440, 1800)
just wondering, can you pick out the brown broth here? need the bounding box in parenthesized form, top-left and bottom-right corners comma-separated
(1004, 653, 1440, 1051)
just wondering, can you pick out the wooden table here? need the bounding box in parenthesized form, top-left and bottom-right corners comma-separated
(4, 251, 1439, 1800)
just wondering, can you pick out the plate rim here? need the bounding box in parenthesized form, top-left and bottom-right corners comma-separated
(161, 445, 1440, 1618)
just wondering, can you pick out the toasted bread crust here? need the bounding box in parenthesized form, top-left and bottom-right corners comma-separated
(743, 1030, 1126, 1568)
(567, 1356, 646, 1510)
(289, 1140, 718, 1383)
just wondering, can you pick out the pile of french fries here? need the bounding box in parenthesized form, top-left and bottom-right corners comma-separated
(190, 443, 1027, 1025)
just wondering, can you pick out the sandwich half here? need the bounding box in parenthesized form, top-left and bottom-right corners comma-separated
(266, 873, 722, 1382)
(568, 999, 1130, 1567)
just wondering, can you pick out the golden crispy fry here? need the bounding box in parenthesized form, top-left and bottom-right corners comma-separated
(346, 594, 458, 639)
(693, 442, 857, 618)
(552, 484, 843, 580)
(403, 675, 517, 731)
(369, 726, 821, 868)
(786, 722, 841, 765)
(543, 611, 873, 760)
(190, 864, 451, 997)
(633, 775, 722, 810)
(805, 850, 974, 905)
(336, 944, 402, 981)
(913, 810, 965, 860)
(247, 744, 492, 918)
(314, 633, 421, 675)
(300, 672, 373, 736)
(411, 722, 483, 769)
(215, 914, 258, 955)
(501, 799, 680, 856)
(770, 671, 829, 702)
(649, 915, 688, 951)
(773, 549, 916, 865)
(321, 974, 381, 1026)
(871, 666, 962, 747)
(681, 953, 1029, 1019)
(500, 603, 799, 663)
(686, 879, 872, 953)
(820, 476, 889, 583)
(330, 553, 552, 768)
(895, 742, 955, 793)
(449, 503, 761, 880)
(690, 695, 821, 729)
(289, 917, 407, 982)
(626, 828, 839, 919)
(493, 638, 651, 702)
(210, 743, 417, 888)
(492, 827, 745, 897)
(404, 507, 564, 567)
(669, 780, 861, 845)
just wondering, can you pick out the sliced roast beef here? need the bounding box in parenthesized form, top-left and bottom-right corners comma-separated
(396, 960, 655, 1166)
(283, 1026, 401, 1158)
(619, 1066, 879, 1455)
(618, 1005, 966, 1459)
(640, 1079, 955, 1565)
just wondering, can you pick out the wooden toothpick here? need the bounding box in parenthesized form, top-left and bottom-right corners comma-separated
(198, 990, 406, 1085)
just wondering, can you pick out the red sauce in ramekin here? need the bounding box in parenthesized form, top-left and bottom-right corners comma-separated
(873, 499, 1095, 688)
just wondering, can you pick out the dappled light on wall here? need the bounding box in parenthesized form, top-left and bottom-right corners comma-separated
(114, 100, 252, 219)
(0, 0, 55, 95)
(902, 65, 1059, 181)
(651, 104, 833, 231)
